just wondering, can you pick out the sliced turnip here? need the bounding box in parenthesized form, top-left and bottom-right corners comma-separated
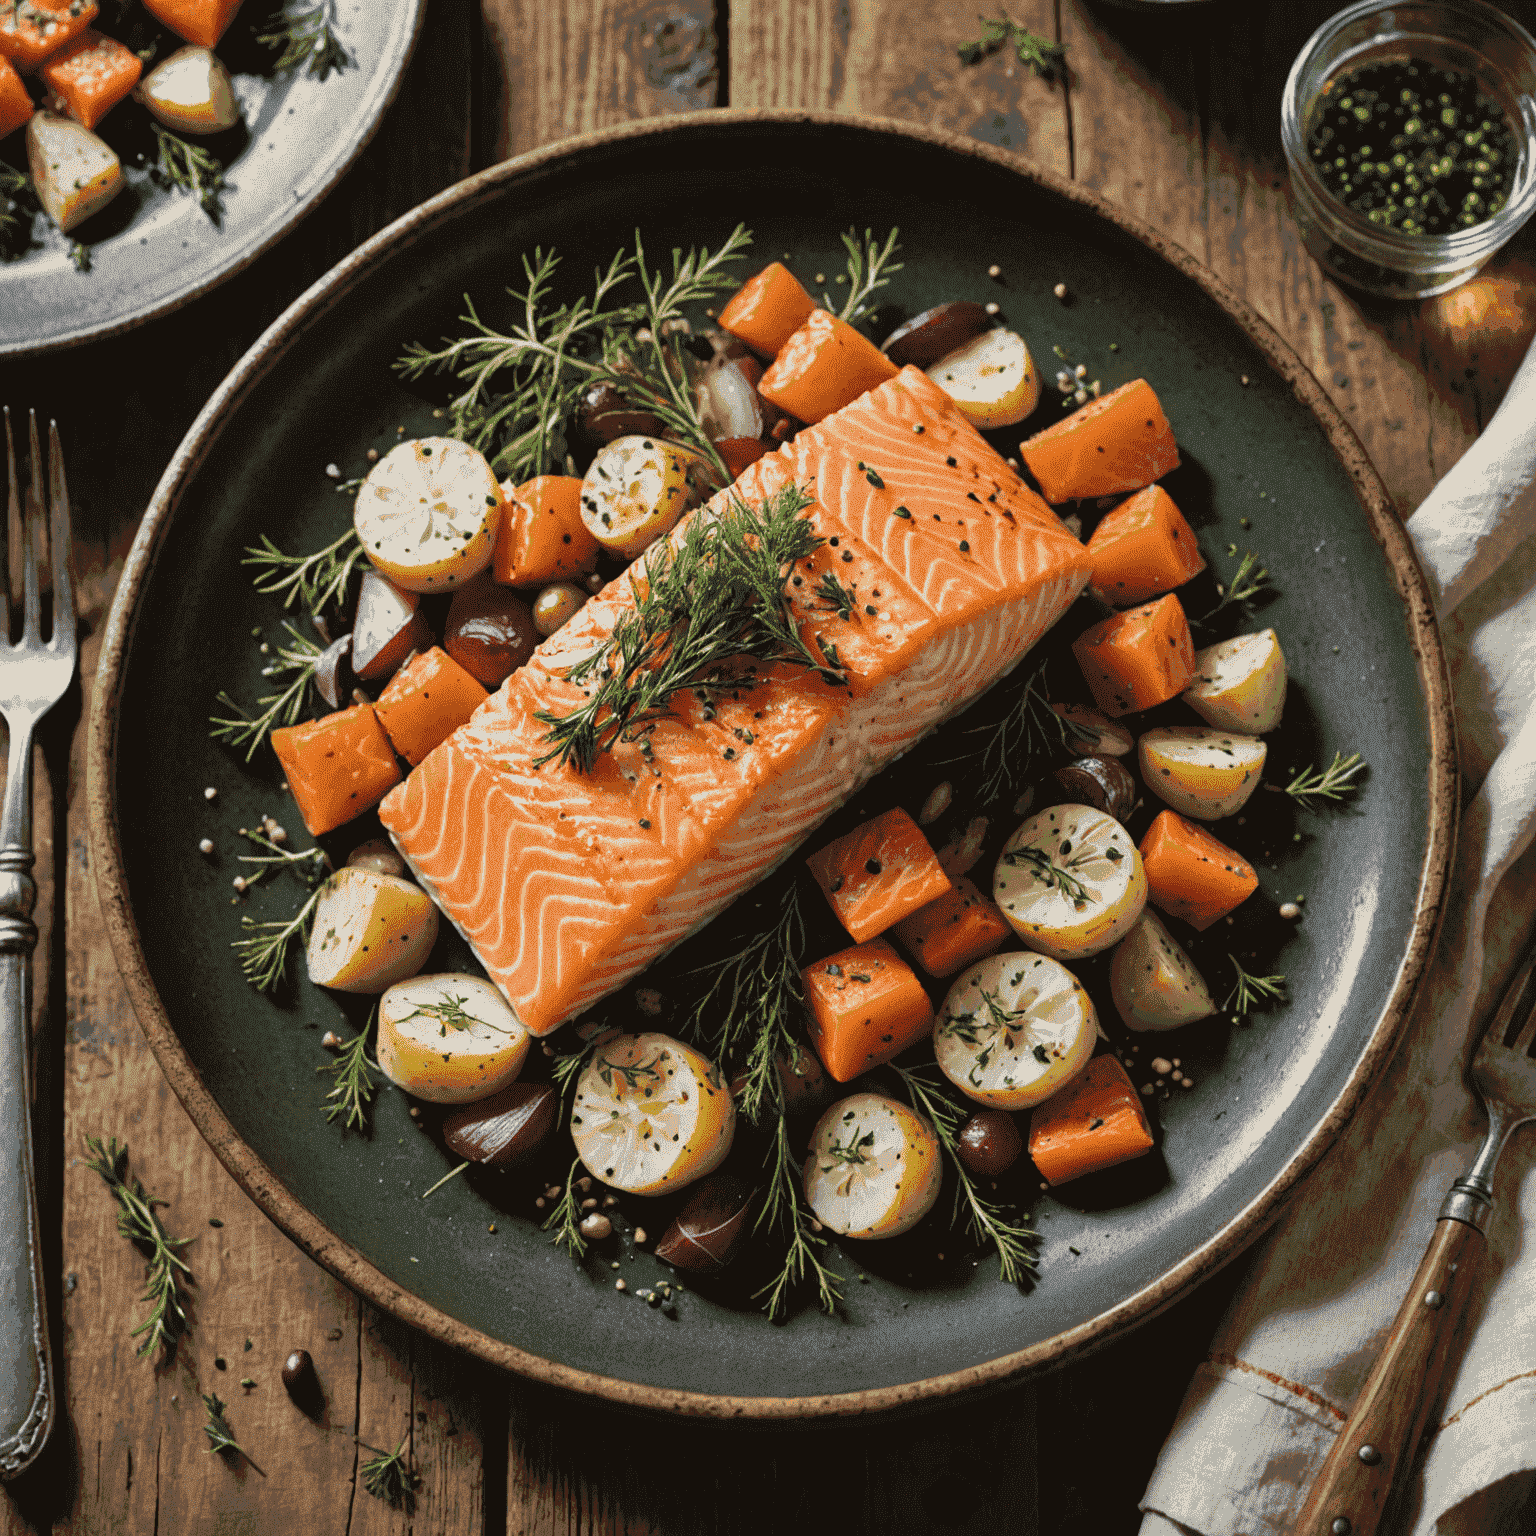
(1138, 726, 1267, 820)
(926, 329, 1041, 429)
(1109, 911, 1216, 1031)
(1185, 629, 1288, 733)
(25, 111, 121, 232)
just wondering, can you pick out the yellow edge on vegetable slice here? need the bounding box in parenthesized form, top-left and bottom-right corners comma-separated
(376, 972, 531, 1103)
(803, 1092, 942, 1240)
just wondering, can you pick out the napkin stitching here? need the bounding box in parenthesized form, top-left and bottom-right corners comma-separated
(1208, 1352, 1346, 1424)
(1438, 1367, 1536, 1432)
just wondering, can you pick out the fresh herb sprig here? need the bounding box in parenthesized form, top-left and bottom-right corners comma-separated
(233, 881, 326, 992)
(150, 126, 225, 219)
(1, 162, 34, 245)
(360, 1434, 417, 1507)
(1197, 550, 1272, 624)
(1283, 751, 1365, 806)
(534, 483, 842, 773)
(1223, 955, 1287, 1022)
(397, 993, 487, 1032)
(814, 570, 858, 622)
(1001, 843, 1093, 905)
(943, 658, 1075, 806)
(896, 1067, 1037, 1285)
(958, 16, 1065, 79)
(828, 227, 903, 325)
(320, 1016, 378, 1130)
(208, 622, 324, 761)
(258, 0, 352, 78)
(202, 1393, 263, 1472)
(541, 1155, 589, 1259)
(235, 827, 329, 889)
(243, 526, 364, 615)
(755, 1116, 844, 1320)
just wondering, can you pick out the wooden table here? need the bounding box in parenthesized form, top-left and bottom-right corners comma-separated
(5, 2, 1534, 1531)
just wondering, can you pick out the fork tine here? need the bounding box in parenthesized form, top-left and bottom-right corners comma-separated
(1486, 945, 1536, 1054)
(47, 420, 74, 654)
(21, 411, 41, 644)
(2, 407, 14, 643)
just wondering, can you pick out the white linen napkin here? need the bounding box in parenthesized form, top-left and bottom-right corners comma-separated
(1137, 333, 1536, 1536)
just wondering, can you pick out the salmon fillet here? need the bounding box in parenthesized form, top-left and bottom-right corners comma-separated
(379, 367, 1092, 1034)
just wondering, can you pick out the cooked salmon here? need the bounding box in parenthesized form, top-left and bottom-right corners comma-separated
(379, 366, 1093, 1035)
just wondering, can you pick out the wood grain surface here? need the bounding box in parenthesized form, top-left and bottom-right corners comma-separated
(3, 0, 1534, 1533)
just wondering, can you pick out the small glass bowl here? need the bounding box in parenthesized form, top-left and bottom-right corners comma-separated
(1282, 0, 1536, 299)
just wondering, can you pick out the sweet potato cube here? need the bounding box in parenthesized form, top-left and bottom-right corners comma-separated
(1086, 485, 1206, 607)
(272, 705, 402, 837)
(493, 475, 599, 587)
(1019, 378, 1179, 503)
(0, 53, 32, 135)
(893, 876, 1011, 977)
(802, 939, 934, 1083)
(1071, 592, 1196, 717)
(41, 28, 139, 129)
(1139, 810, 1258, 931)
(719, 261, 816, 358)
(1029, 1055, 1154, 1185)
(141, 0, 242, 48)
(0, 0, 99, 71)
(374, 646, 489, 767)
(806, 806, 953, 943)
(758, 308, 899, 425)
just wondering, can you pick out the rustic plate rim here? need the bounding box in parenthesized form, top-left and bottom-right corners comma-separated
(85, 107, 1459, 1421)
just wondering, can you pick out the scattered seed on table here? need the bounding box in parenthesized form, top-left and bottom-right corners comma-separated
(204, 786, 218, 801)
(1053, 282, 1068, 300)
(1280, 901, 1302, 920)
(987, 263, 1002, 278)
(198, 838, 214, 855)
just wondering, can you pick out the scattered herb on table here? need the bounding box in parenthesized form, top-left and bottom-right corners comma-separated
(941, 656, 1077, 807)
(233, 880, 326, 992)
(235, 827, 329, 890)
(208, 622, 325, 760)
(359, 1433, 418, 1507)
(541, 1155, 590, 1259)
(957, 16, 1065, 80)
(243, 528, 365, 615)
(83, 1136, 193, 1360)
(1196, 550, 1271, 625)
(755, 1116, 844, 1321)
(827, 227, 903, 325)
(202, 1392, 263, 1472)
(150, 126, 226, 220)
(1283, 751, 1365, 806)
(258, 0, 353, 79)
(0, 163, 33, 246)
(319, 1014, 379, 1131)
(1223, 956, 1287, 1023)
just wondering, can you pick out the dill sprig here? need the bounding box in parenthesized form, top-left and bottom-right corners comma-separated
(83, 1136, 195, 1360)
(1283, 751, 1365, 806)
(551, 1035, 600, 1100)
(235, 827, 329, 889)
(258, 0, 352, 78)
(150, 125, 225, 219)
(208, 623, 324, 761)
(828, 227, 903, 325)
(944, 658, 1072, 806)
(1000, 843, 1093, 905)
(242, 527, 364, 614)
(1197, 550, 1272, 624)
(319, 1015, 378, 1130)
(541, 1155, 589, 1259)
(360, 1434, 417, 1506)
(1, 161, 34, 245)
(814, 570, 858, 622)
(202, 1393, 263, 1472)
(534, 483, 843, 773)
(754, 1116, 844, 1320)
(233, 881, 325, 992)
(957, 16, 1065, 79)
(895, 1066, 1037, 1285)
(1223, 955, 1287, 1022)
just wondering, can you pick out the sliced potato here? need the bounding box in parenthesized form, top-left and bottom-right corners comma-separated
(350, 566, 431, 682)
(1139, 726, 1267, 820)
(579, 435, 713, 560)
(571, 1032, 734, 1196)
(375, 972, 530, 1103)
(305, 867, 439, 994)
(137, 45, 239, 134)
(353, 437, 502, 593)
(803, 1092, 943, 1240)
(1051, 703, 1134, 757)
(25, 111, 121, 233)
(926, 329, 1041, 429)
(934, 951, 1096, 1108)
(1109, 911, 1217, 1032)
(992, 804, 1146, 960)
(1185, 629, 1288, 734)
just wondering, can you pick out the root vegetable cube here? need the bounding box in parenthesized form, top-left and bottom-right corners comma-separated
(0, 54, 33, 136)
(1028, 1054, 1154, 1185)
(802, 939, 934, 1083)
(759, 308, 900, 425)
(141, 0, 242, 47)
(493, 474, 599, 586)
(1019, 378, 1179, 504)
(719, 261, 816, 358)
(893, 876, 1011, 977)
(1139, 810, 1258, 931)
(305, 867, 438, 995)
(374, 646, 489, 767)
(40, 28, 139, 128)
(272, 704, 402, 837)
(1071, 592, 1195, 717)
(806, 806, 952, 943)
(1085, 485, 1205, 606)
(1, 0, 98, 71)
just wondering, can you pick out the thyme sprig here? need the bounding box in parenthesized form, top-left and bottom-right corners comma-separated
(257, 0, 352, 78)
(1223, 955, 1287, 1022)
(202, 1393, 263, 1472)
(236, 827, 329, 889)
(319, 1015, 378, 1130)
(83, 1136, 193, 1360)
(821, 1127, 875, 1169)
(233, 882, 325, 992)
(208, 622, 324, 761)
(754, 1116, 844, 1320)
(1283, 751, 1365, 806)
(896, 1066, 1037, 1285)
(828, 227, 903, 325)
(360, 1434, 417, 1507)
(242, 527, 364, 614)
(1197, 550, 1272, 624)
(397, 993, 488, 1032)
(1, 162, 34, 244)
(149, 126, 225, 219)
(541, 1155, 589, 1259)
(534, 483, 842, 773)
(1001, 843, 1092, 905)
(958, 16, 1066, 79)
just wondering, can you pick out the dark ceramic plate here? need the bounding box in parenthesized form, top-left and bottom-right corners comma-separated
(88, 113, 1456, 1419)
(0, 0, 422, 357)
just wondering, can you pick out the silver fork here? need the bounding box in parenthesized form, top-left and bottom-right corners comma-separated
(0, 410, 75, 1482)
(1297, 939, 1536, 1536)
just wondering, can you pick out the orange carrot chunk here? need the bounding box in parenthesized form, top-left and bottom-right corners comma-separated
(893, 876, 1012, 978)
(1019, 378, 1180, 503)
(1071, 592, 1196, 718)
(714, 435, 770, 479)
(718, 261, 816, 359)
(373, 646, 490, 768)
(493, 475, 599, 587)
(1029, 1055, 1154, 1185)
(802, 938, 935, 1083)
(758, 308, 900, 425)
(0, 53, 32, 135)
(0, 0, 99, 70)
(1086, 484, 1206, 606)
(41, 28, 139, 129)
(806, 806, 953, 943)
(141, 0, 242, 48)
(272, 705, 402, 838)
(1139, 810, 1258, 931)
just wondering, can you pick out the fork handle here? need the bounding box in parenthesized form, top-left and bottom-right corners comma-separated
(1294, 1211, 1485, 1536)
(0, 821, 53, 1478)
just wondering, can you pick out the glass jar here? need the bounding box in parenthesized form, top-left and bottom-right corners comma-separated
(1282, 0, 1536, 299)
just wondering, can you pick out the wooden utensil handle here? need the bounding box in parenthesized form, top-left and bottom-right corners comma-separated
(1294, 1216, 1483, 1536)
